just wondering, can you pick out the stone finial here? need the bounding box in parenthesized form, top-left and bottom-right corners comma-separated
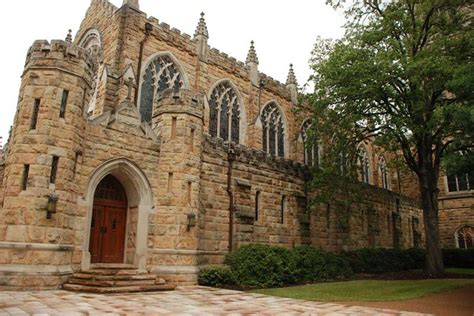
(286, 63, 298, 105)
(245, 41, 259, 65)
(65, 29, 73, 43)
(194, 12, 209, 62)
(286, 64, 297, 86)
(194, 12, 209, 39)
(246, 41, 259, 86)
(122, 0, 139, 10)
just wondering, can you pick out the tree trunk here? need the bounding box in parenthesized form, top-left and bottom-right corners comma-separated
(418, 171, 444, 275)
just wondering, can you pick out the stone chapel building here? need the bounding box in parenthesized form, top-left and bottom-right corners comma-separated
(0, 0, 469, 291)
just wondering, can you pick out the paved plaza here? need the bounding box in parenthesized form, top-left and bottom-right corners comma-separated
(0, 286, 425, 315)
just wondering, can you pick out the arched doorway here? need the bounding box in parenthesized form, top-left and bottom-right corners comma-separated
(89, 175, 128, 263)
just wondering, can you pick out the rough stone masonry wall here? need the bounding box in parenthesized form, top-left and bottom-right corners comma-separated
(437, 172, 474, 248)
(0, 40, 93, 289)
(198, 137, 424, 266)
(77, 2, 305, 163)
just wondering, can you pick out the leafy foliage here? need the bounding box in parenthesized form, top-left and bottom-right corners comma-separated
(293, 246, 353, 281)
(200, 245, 470, 288)
(442, 248, 474, 268)
(224, 244, 298, 287)
(198, 266, 236, 287)
(343, 247, 425, 273)
(307, 0, 474, 273)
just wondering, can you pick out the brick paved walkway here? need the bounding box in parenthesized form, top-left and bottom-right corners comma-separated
(0, 286, 427, 315)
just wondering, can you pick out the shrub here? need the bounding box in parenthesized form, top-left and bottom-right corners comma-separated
(344, 248, 425, 273)
(224, 244, 298, 287)
(442, 248, 474, 268)
(198, 265, 236, 287)
(293, 246, 353, 281)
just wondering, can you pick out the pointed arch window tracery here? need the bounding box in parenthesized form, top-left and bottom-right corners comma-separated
(139, 55, 184, 122)
(209, 81, 241, 143)
(358, 146, 371, 184)
(261, 102, 285, 157)
(301, 120, 320, 167)
(379, 156, 390, 189)
(456, 226, 473, 249)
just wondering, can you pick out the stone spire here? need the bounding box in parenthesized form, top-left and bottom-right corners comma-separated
(194, 12, 209, 62)
(122, 0, 139, 10)
(194, 12, 209, 39)
(246, 41, 259, 86)
(286, 63, 298, 104)
(245, 41, 259, 65)
(286, 64, 297, 86)
(65, 29, 73, 43)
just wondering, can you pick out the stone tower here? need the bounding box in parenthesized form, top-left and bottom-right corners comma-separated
(151, 90, 204, 284)
(0, 39, 92, 287)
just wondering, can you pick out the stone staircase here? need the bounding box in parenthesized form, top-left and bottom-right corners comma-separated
(63, 264, 176, 293)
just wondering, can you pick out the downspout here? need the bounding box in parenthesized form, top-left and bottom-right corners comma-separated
(134, 22, 153, 106)
(227, 149, 236, 252)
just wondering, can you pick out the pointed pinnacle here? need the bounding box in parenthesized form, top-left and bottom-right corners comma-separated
(194, 12, 209, 38)
(286, 63, 297, 86)
(65, 29, 73, 43)
(246, 40, 259, 65)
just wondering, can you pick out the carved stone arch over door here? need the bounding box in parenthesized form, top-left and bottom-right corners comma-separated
(81, 158, 154, 270)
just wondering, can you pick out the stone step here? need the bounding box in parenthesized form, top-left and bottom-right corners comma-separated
(63, 283, 176, 293)
(90, 263, 137, 270)
(68, 277, 156, 287)
(79, 269, 149, 276)
(71, 273, 156, 281)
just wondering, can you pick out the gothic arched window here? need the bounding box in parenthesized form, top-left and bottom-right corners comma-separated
(139, 55, 184, 122)
(456, 226, 473, 249)
(209, 81, 241, 143)
(301, 120, 320, 167)
(358, 146, 371, 184)
(379, 156, 390, 189)
(261, 102, 285, 157)
(78, 29, 103, 115)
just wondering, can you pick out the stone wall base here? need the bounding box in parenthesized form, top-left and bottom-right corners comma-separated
(151, 265, 198, 285)
(0, 272, 70, 291)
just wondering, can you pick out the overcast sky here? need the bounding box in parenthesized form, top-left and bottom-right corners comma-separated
(0, 0, 345, 145)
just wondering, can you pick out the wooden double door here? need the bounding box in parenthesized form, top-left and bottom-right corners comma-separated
(89, 175, 128, 264)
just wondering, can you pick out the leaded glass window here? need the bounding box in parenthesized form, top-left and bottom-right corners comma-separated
(208, 81, 241, 143)
(139, 55, 184, 122)
(358, 147, 371, 184)
(379, 156, 390, 189)
(301, 120, 320, 167)
(261, 102, 285, 157)
(447, 173, 473, 192)
(456, 226, 473, 249)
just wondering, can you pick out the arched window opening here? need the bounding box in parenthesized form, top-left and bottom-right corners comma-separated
(209, 81, 241, 143)
(139, 55, 184, 122)
(358, 147, 371, 184)
(255, 191, 260, 222)
(261, 102, 285, 157)
(301, 120, 320, 167)
(94, 175, 127, 202)
(280, 195, 286, 224)
(456, 226, 473, 249)
(379, 156, 390, 189)
(79, 29, 103, 115)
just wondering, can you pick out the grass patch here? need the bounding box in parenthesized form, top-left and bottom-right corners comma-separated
(252, 279, 474, 302)
(447, 268, 474, 275)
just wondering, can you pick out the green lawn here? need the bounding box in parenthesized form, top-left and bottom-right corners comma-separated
(446, 268, 474, 275)
(252, 279, 474, 302)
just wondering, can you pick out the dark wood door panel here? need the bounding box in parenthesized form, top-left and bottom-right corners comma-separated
(101, 206, 127, 263)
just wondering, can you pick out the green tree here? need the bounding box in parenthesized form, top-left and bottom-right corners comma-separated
(307, 0, 473, 274)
